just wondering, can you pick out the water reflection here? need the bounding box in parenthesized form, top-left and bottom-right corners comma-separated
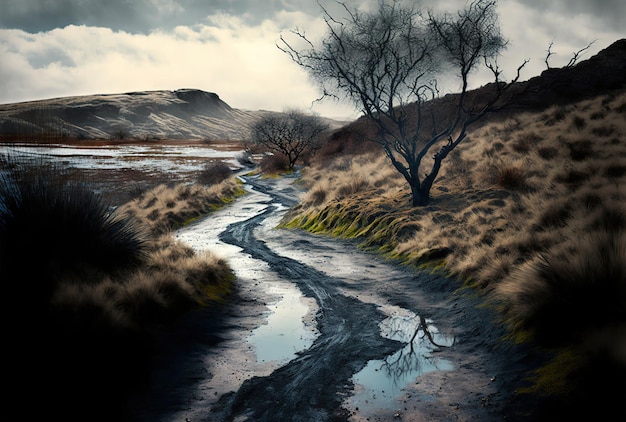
(247, 282, 318, 364)
(349, 308, 454, 412)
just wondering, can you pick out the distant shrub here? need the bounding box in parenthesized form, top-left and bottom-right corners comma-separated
(571, 115, 586, 130)
(567, 140, 594, 160)
(537, 146, 559, 160)
(555, 168, 591, 187)
(545, 106, 568, 125)
(236, 151, 255, 167)
(502, 117, 522, 135)
(127, 182, 150, 200)
(111, 128, 129, 140)
(535, 201, 572, 230)
(260, 153, 290, 173)
(330, 157, 353, 172)
(591, 125, 616, 137)
(578, 189, 604, 210)
(307, 185, 328, 206)
(615, 102, 626, 114)
(315, 128, 373, 160)
(605, 162, 626, 178)
(496, 165, 527, 191)
(513, 132, 542, 153)
(336, 176, 370, 198)
(197, 161, 232, 186)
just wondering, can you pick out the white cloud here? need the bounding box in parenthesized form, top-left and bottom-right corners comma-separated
(0, 14, 359, 119)
(0, 1, 622, 121)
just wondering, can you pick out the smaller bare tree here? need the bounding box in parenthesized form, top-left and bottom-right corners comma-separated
(249, 109, 329, 170)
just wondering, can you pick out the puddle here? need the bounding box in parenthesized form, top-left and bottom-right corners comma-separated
(348, 307, 454, 413)
(256, 196, 457, 413)
(174, 185, 319, 378)
(247, 282, 318, 364)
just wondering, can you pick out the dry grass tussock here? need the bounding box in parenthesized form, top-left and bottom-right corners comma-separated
(118, 177, 244, 235)
(0, 156, 242, 420)
(285, 89, 626, 416)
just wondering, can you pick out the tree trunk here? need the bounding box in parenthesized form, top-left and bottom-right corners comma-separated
(410, 183, 431, 206)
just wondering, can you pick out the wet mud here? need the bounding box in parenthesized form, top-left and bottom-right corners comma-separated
(129, 175, 534, 422)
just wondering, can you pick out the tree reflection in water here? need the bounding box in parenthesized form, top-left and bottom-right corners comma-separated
(379, 314, 455, 384)
(348, 309, 454, 411)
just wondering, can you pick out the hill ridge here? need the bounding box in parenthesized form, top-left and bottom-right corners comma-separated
(0, 88, 345, 141)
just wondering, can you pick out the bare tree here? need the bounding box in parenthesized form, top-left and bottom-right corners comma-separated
(249, 109, 329, 170)
(279, 0, 527, 206)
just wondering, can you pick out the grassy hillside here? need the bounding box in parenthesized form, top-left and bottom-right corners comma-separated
(284, 89, 626, 419)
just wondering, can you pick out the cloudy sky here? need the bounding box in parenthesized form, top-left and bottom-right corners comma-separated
(0, 0, 624, 119)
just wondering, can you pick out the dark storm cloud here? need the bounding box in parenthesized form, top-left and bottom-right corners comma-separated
(517, 0, 626, 31)
(1, 0, 153, 32)
(0, 0, 325, 33)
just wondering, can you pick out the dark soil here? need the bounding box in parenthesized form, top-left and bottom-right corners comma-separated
(127, 175, 540, 422)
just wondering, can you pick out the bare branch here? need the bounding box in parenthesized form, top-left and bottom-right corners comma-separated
(565, 40, 596, 68)
(545, 41, 555, 69)
(544, 40, 596, 70)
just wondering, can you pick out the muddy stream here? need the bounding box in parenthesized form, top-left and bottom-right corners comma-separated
(128, 174, 526, 422)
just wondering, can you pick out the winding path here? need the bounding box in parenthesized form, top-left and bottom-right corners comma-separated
(212, 179, 400, 420)
(130, 174, 530, 422)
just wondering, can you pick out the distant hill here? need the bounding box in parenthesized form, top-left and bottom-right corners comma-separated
(0, 88, 346, 141)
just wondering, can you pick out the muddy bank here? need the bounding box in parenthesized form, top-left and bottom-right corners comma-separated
(129, 175, 535, 421)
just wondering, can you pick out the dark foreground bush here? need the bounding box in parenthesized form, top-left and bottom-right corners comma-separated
(499, 207, 626, 421)
(0, 155, 236, 421)
(0, 155, 151, 421)
(503, 209, 626, 347)
(0, 156, 146, 305)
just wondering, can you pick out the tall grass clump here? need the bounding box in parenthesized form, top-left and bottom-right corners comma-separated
(0, 153, 238, 421)
(499, 209, 626, 346)
(495, 163, 528, 191)
(497, 208, 626, 421)
(0, 154, 152, 420)
(0, 154, 147, 308)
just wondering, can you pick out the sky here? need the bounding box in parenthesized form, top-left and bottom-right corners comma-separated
(0, 0, 624, 119)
